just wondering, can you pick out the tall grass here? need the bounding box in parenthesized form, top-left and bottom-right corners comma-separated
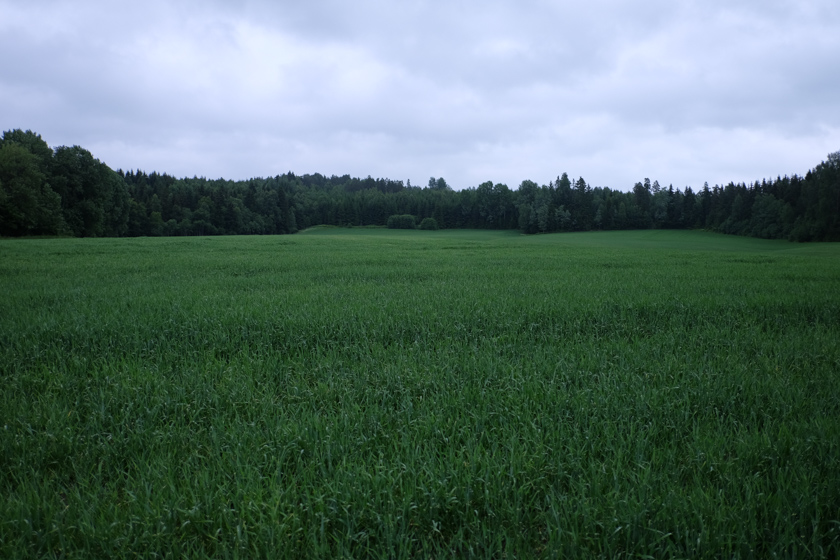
(1, 230, 839, 558)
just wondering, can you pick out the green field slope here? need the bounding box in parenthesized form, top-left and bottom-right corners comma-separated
(2, 230, 839, 558)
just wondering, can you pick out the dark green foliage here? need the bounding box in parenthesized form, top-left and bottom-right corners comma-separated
(419, 217, 439, 230)
(1, 129, 53, 172)
(121, 172, 297, 236)
(1, 129, 837, 243)
(428, 176, 450, 190)
(0, 144, 64, 236)
(50, 146, 130, 237)
(387, 213, 416, 229)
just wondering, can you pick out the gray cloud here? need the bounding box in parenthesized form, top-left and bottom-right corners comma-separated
(2, 0, 838, 190)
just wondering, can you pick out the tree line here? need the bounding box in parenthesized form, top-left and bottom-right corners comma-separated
(1, 129, 838, 241)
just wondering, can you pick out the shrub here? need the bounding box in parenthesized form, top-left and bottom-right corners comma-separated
(419, 217, 439, 230)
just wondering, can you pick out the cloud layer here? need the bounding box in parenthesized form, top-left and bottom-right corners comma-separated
(2, 0, 839, 190)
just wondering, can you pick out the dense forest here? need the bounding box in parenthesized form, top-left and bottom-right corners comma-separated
(1, 129, 838, 241)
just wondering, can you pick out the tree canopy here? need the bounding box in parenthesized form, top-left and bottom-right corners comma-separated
(1, 129, 838, 241)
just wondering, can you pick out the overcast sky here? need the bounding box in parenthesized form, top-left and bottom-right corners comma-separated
(2, 0, 839, 191)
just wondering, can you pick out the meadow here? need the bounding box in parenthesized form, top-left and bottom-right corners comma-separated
(1, 228, 839, 558)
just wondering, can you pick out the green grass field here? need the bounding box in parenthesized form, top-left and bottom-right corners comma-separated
(2, 229, 839, 558)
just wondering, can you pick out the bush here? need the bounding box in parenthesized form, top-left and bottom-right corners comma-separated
(386, 214, 416, 229)
(419, 217, 439, 230)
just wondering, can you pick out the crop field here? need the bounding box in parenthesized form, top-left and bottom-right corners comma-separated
(1, 229, 839, 558)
